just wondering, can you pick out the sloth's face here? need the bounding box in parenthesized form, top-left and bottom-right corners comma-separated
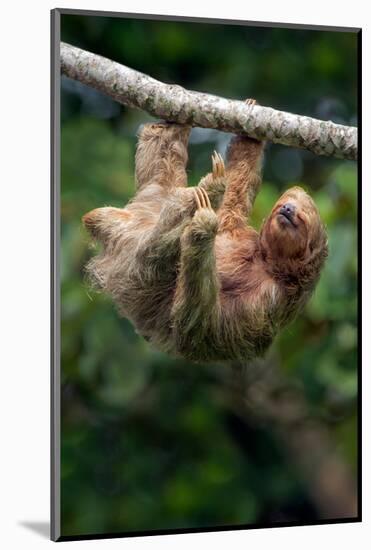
(260, 186, 326, 260)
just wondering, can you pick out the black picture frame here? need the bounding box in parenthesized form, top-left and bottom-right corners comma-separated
(51, 8, 362, 542)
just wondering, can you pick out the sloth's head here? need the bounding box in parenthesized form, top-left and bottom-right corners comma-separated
(260, 186, 328, 285)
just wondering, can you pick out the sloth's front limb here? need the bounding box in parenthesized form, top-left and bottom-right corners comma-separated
(135, 122, 191, 191)
(171, 188, 221, 360)
(218, 99, 265, 232)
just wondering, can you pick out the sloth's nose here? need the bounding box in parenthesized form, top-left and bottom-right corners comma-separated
(279, 203, 296, 218)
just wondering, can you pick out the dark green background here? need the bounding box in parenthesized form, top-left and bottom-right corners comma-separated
(60, 14, 358, 537)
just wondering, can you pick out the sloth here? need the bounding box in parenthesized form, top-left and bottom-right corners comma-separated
(83, 105, 328, 363)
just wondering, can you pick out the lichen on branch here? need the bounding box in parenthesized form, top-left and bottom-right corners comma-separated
(60, 42, 357, 160)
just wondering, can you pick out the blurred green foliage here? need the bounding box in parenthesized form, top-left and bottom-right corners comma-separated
(60, 14, 358, 537)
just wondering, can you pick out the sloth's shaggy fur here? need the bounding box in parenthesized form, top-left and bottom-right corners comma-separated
(83, 122, 328, 362)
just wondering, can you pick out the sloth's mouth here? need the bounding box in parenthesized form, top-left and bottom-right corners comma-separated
(277, 211, 297, 227)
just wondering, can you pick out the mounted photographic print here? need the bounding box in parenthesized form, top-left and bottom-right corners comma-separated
(51, 8, 361, 542)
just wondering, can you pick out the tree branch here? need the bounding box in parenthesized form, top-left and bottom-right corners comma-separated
(60, 42, 357, 160)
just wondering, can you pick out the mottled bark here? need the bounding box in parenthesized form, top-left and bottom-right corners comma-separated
(60, 42, 357, 161)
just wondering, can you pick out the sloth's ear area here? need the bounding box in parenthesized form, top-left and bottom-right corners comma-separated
(82, 207, 131, 242)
